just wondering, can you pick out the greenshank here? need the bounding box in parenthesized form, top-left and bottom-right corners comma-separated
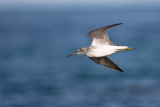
(67, 23, 134, 72)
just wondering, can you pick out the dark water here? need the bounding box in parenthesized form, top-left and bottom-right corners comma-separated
(0, 6, 160, 107)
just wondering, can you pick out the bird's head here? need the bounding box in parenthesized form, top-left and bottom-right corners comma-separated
(66, 47, 88, 57)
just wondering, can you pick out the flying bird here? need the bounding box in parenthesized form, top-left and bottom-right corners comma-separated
(67, 23, 134, 72)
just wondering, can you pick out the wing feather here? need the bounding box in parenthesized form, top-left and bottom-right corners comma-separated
(89, 57, 123, 72)
(87, 23, 123, 46)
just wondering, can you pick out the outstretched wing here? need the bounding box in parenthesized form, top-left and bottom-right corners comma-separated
(87, 23, 122, 46)
(89, 57, 123, 72)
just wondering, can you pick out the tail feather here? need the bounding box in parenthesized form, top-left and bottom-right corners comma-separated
(116, 46, 135, 51)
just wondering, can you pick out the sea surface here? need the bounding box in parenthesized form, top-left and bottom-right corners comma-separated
(0, 6, 160, 107)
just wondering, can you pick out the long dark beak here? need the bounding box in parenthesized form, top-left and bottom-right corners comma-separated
(66, 52, 77, 57)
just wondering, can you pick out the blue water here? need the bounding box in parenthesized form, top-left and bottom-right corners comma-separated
(0, 6, 160, 107)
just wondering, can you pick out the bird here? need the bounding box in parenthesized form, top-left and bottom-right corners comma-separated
(66, 23, 134, 72)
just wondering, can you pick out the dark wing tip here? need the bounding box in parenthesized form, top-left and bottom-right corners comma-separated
(107, 65, 123, 72)
(102, 23, 123, 30)
(118, 68, 124, 72)
(117, 23, 123, 25)
(112, 23, 123, 26)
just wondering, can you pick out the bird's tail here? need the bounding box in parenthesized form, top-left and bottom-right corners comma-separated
(116, 46, 135, 51)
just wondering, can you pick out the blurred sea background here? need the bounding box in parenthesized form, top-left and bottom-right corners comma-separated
(0, 0, 160, 107)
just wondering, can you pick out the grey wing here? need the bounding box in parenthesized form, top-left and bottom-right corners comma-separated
(87, 23, 122, 46)
(89, 57, 123, 72)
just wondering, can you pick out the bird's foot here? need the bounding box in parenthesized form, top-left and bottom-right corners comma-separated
(125, 47, 135, 51)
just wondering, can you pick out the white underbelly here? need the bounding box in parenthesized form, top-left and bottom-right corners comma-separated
(87, 46, 118, 57)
